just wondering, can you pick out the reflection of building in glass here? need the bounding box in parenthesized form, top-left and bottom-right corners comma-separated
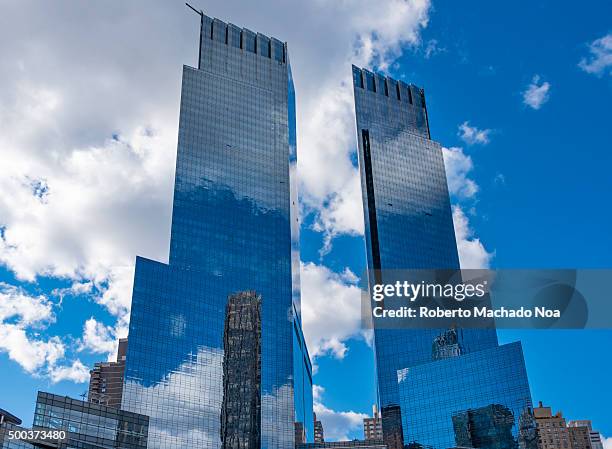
(352, 66, 533, 449)
(397, 342, 535, 449)
(364, 405, 383, 441)
(518, 406, 538, 449)
(296, 422, 306, 445)
(380, 405, 403, 449)
(534, 402, 570, 449)
(33, 392, 147, 449)
(221, 291, 261, 449)
(88, 338, 128, 407)
(120, 10, 311, 449)
(569, 421, 602, 449)
(297, 441, 387, 449)
(432, 328, 463, 361)
(296, 326, 315, 444)
(314, 413, 325, 443)
(452, 404, 516, 449)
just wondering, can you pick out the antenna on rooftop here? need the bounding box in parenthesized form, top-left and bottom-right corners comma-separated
(186, 3, 204, 69)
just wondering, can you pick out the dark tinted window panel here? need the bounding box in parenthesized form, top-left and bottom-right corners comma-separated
(271, 39, 284, 62)
(365, 71, 376, 92)
(352, 66, 364, 88)
(257, 34, 271, 57)
(243, 29, 256, 53)
(212, 19, 226, 43)
(228, 24, 241, 48)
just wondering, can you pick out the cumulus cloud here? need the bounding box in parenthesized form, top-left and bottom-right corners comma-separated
(452, 206, 493, 269)
(49, 360, 90, 384)
(0, 283, 88, 382)
(293, 0, 432, 247)
(0, 325, 65, 374)
(578, 33, 612, 77)
(602, 436, 612, 449)
(458, 121, 491, 145)
(313, 385, 368, 441)
(443, 147, 479, 199)
(79, 317, 117, 356)
(522, 75, 551, 110)
(0, 0, 433, 377)
(300, 263, 364, 360)
(442, 144, 494, 269)
(0, 282, 53, 326)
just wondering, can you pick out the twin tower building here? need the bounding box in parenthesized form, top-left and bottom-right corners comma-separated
(119, 11, 535, 449)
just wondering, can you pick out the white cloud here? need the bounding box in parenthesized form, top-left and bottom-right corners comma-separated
(442, 145, 493, 267)
(602, 436, 612, 449)
(313, 384, 325, 403)
(424, 39, 445, 59)
(311, 173, 364, 256)
(579, 33, 612, 76)
(452, 206, 493, 269)
(340, 267, 360, 284)
(458, 121, 491, 145)
(79, 317, 117, 356)
(0, 282, 53, 326)
(49, 359, 90, 383)
(313, 385, 368, 441)
(300, 262, 364, 360)
(0, 283, 62, 373)
(0, 325, 65, 374)
(442, 147, 479, 199)
(69, 281, 94, 295)
(522, 75, 551, 110)
(0, 0, 433, 375)
(287, 0, 432, 246)
(0, 282, 87, 382)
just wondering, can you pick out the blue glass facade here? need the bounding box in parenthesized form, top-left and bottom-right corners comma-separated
(398, 343, 535, 449)
(352, 66, 532, 449)
(121, 15, 312, 449)
(32, 392, 148, 449)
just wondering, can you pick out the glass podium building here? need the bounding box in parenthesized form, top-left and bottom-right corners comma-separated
(121, 13, 313, 449)
(352, 66, 534, 449)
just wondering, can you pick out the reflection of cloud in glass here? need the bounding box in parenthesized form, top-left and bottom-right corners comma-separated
(261, 383, 295, 449)
(123, 347, 223, 449)
(168, 314, 186, 338)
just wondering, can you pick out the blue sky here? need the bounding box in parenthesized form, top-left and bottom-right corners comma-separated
(1, 0, 611, 443)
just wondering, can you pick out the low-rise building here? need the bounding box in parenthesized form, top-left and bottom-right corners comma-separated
(568, 421, 602, 449)
(364, 405, 383, 441)
(534, 402, 570, 449)
(34, 391, 147, 449)
(568, 424, 592, 449)
(88, 338, 128, 407)
(314, 413, 325, 443)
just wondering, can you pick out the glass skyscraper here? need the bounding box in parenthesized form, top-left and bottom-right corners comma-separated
(121, 13, 312, 449)
(352, 66, 534, 449)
